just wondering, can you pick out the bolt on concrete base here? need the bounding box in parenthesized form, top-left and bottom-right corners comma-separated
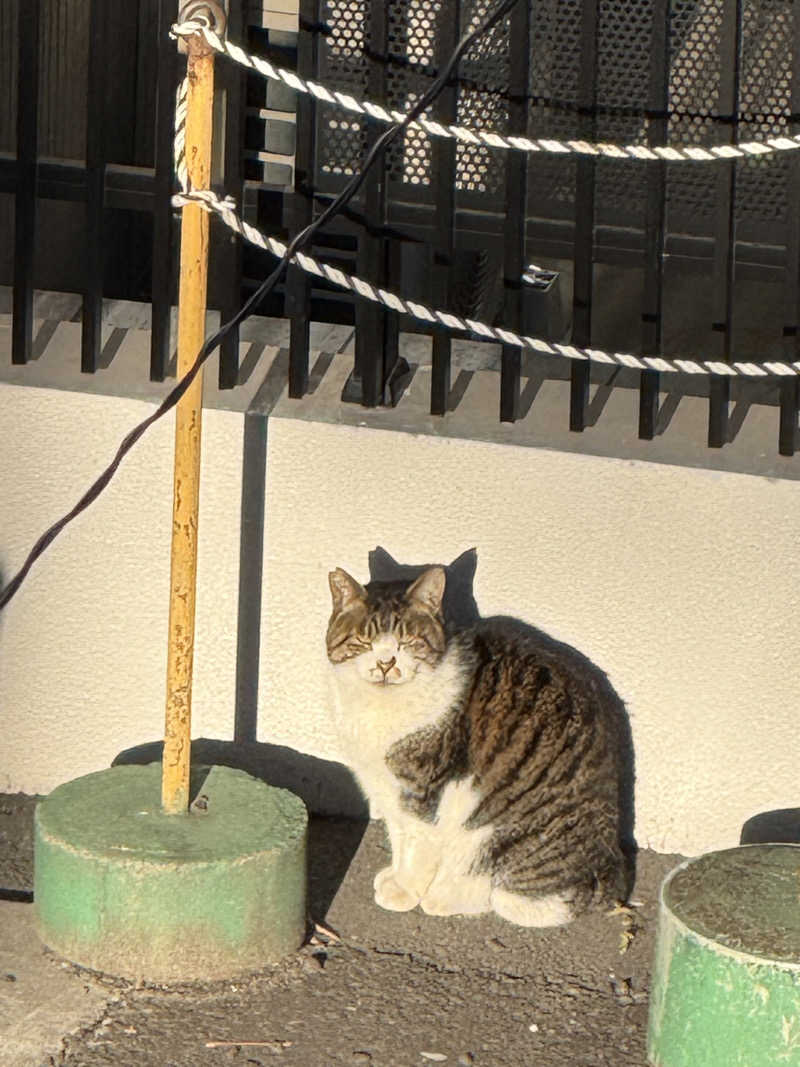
(34, 763, 307, 983)
(648, 844, 800, 1066)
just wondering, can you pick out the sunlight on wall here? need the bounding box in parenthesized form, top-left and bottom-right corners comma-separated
(2, 382, 799, 856)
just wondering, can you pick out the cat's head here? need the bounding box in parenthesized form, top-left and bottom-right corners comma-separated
(326, 566, 447, 685)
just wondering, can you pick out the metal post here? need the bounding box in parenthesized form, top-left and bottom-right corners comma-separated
(779, 2, 800, 456)
(287, 0, 320, 400)
(499, 0, 531, 424)
(82, 0, 107, 375)
(162, 7, 222, 815)
(570, 0, 599, 433)
(151, 0, 180, 382)
(12, 0, 39, 367)
(430, 0, 460, 418)
(216, 0, 246, 391)
(639, 0, 669, 440)
(708, 0, 742, 449)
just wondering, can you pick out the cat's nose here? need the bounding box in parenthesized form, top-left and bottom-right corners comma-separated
(377, 657, 396, 674)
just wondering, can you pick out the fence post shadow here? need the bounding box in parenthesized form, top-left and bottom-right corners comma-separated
(727, 382, 778, 445)
(654, 390, 683, 436)
(30, 318, 59, 360)
(97, 326, 127, 370)
(233, 340, 354, 745)
(234, 347, 305, 743)
(447, 369, 473, 412)
(585, 369, 620, 428)
(234, 411, 268, 744)
(518, 368, 547, 420)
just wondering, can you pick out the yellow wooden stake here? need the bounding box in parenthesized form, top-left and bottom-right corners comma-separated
(162, 35, 216, 815)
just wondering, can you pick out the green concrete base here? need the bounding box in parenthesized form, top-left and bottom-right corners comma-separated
(648, 845, 800, 1066)
(34, 763, 307, 983)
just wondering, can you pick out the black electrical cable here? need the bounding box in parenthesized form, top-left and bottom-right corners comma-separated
(0, 0, 519, 611)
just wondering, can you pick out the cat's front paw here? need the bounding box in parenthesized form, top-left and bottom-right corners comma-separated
(373, 867, 419, 912)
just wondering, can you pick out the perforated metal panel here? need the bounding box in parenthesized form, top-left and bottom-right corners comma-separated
(317, 0, 369, 176)
(526, 0, 582, 214)
(386, 0, 438, 186)
(666, 0, 725, 225)
(318, 0, 512, 200)
(456, 0, 510, 195)
(665, 0, 795, 236)
(736, 2, 792, 225)
(526, 0, 654, 223)
(594, 0, 653, 224)
(313, 0, 800, 253)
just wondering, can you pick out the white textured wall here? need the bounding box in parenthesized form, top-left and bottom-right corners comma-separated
(259, 417, 800, 856)
(0, 384, 243, 789)
(2, 381, 800, 856)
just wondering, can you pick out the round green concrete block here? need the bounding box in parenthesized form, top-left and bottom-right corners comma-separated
(34, 763, 307, 983)
(648, 845, 800, 1067)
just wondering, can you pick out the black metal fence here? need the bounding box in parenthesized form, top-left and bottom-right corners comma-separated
(1, 0, 247, 386)
(3, 0, 800, 456)
(297, 0, 800, 454)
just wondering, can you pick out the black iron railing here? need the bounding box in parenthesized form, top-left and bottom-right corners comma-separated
(1, 0, 246, 386)
(4, 0, 800, 457)
(288, 0, 800, 453)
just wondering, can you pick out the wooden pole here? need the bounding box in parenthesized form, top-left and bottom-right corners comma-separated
(162, 32, 216, 815)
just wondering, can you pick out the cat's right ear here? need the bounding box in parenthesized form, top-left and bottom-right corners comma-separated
(328, 568, 367, 613)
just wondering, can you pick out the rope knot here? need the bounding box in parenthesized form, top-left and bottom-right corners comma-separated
(169, 19, 209, 41)
(171, 2, 227, 51)
(172, 190, 238, 214)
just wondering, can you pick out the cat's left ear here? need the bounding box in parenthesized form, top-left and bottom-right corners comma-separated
(406, 566, 446, 614)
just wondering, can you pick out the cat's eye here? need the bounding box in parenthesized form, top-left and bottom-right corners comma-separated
(347, 639, 371, 654)
(399, 637, 428, 652)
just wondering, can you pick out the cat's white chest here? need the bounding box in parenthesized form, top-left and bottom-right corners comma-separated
(330, 648, 464, 816)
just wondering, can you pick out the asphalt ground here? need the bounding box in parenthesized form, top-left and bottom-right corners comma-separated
(0, 792, 682, 1067)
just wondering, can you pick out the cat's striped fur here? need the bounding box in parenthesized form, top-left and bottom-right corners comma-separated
(327, 564, 634, 926)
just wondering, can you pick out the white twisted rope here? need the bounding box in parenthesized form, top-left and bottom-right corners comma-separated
(171, 28, 800, 381)
(170, 19, 800, 163)
(174, 78, 189, 192)
(172, 184, 799, 380)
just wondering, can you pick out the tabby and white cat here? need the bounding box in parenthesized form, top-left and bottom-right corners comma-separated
(326, 563, 634, 928)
